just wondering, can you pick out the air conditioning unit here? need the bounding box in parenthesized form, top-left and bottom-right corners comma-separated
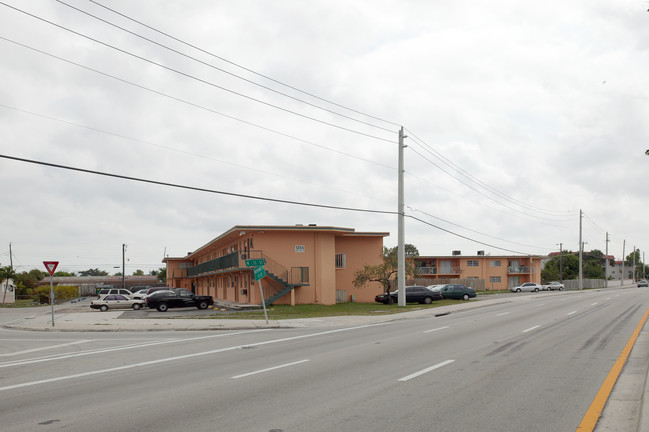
(452, 250, 461, 256)
(477, 251, 485, 256)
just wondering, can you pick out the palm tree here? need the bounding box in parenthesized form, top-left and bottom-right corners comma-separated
(0, 265, 17, 304)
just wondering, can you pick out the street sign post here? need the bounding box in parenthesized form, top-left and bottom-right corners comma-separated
(245, 259, 265, 267)
(245, 259, 268, 323)
(43, 261, 59, 327)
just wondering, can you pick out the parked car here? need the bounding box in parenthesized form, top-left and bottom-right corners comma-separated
(145, 287, 171, 297)
(91, 294, 144, 312)
(375, 285, 442, 304)
(96, 288, 134, 299)
(638, 280, 648, 287)
(130, 289, 150, 300)
(146, 288, 214, 312)
(431, 284, 476, 300)
(543, 281, 565, 291)
(510, 282, 543, 293)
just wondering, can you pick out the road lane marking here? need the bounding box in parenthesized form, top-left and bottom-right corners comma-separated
(522, 325, 540, 333)
(398, 360, 455, 382)
(0, 340, 94, 357)
(576, 304, 649, 431)
(591, 302, 598, 306)
(496, 312, 510, 316)
(424, 326, 449, 333)
(0, 323, 387, 391)
(0, 331, 266, 368)
(231, 360, 310, 379)
(567, 311, 577, 315)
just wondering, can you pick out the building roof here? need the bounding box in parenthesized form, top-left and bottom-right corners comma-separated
(175, 225, 390, 260)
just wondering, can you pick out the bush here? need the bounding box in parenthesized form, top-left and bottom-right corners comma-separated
(33, 285, 79, 304)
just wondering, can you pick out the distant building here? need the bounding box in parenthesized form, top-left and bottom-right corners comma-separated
(414, 252, 542, 290)
(36, 275, 162, 295)
(164, 225, 388, 306)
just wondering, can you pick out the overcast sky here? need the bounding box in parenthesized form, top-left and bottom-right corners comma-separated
(1, 0, 648, 276)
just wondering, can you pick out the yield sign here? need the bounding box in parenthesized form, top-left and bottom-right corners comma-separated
(43, 261, 59, 276)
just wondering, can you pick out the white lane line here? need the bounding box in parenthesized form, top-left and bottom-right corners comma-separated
(496, 312, 510, 316)
(424, 326, 449, 333)
(0, 331, 265, 368)
(231, 360, 310, 379)
(0, 340, 94, 357)
(522, 325, 541, 333)
(0, 322, 387, 392)
(567, 311, 577, 315)
(592, 302, 598, 306)
(398, 360, 455, 382)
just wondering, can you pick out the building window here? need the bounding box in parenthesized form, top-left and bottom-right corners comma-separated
(467, 260, 479, 267)
(335, 253, 346, 269)
(489, 276, 501, 283)
(489, 260, 501, 267)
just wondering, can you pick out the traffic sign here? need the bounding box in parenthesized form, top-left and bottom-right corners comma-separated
(245, 259, 265, 267)
(43, 261, 59, 276)
(253, 265, 266, 281)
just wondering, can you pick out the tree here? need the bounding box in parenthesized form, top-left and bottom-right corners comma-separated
(79, 268, 108, 277)
(1, 265, 17, 303)
(541, 253, 580, 281)
(156, 267, 166, 283)
(132, 269, 144, 276)
(352, 244, 419, 304)
(53, 271, 76, 277)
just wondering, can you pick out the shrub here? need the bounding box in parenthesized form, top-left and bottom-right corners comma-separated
(33, 285, 79, 304)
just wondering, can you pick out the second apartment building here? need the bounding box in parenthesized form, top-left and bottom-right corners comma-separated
(414, 252, 542, 290)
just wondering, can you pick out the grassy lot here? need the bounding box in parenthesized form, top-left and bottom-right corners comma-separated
(210, 299, 464, 320)
(0, 298, 41, 308)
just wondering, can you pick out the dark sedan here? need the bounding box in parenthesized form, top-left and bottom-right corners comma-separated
(375, 285, 442, 304)
(146, 288, 214, 312)
(430, 284, 476, 301)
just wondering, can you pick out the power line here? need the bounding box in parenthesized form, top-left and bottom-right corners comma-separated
(0, 154, 398, 215)
(88, 0, 402, 129)
(0, 2, 395, 143)
(0, 103, 396, 204)
(1, 154, 550, 256)
(54, 0, 396, 134)
(406, 145, 574, 222)
(406, 128, 578, 216)
(407, 206, 554, 251)
(0, 36, 396, 169)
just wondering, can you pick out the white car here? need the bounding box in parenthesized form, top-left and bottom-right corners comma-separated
(543, 281, 565, 291)
(510, 282, 543, 293)
(90, 294, 145, 312)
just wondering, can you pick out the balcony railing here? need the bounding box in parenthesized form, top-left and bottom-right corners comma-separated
(508, 266, 530, 274)
(416, 267, 437, 275)
(438, 267, 461, 275)
(186, 252, 241, 277)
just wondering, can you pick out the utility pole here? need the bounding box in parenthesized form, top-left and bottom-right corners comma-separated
(633, 246, 636, 282)
(9, 242, 13, 270)
(397, 127, 406, 307)
(122, 243, 126, 290)
(578, 209, 583, 290)
(622, 240, 626, 286)
(605, 233, 609, 288)
(558, 243, 563, 283)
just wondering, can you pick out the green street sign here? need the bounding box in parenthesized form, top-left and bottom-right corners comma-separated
(245, 259, 265, 267)
(253, 265, 266, 281)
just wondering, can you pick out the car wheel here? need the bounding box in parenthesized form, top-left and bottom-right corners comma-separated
(132, 303, 141, 310)
(463, 294, 470, 301)
(157, 302, 168, 312)
(197, 301, 209, 310)
(534, 288, 539, 292)
(516, 288, 521, 292)
(100, 305, 108, 312)
(423, 296, 432, 304)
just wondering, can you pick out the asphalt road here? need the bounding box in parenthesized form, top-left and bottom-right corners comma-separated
(1, 287, 648, 431)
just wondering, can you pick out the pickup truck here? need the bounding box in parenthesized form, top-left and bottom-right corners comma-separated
(145, 288, 214, 312)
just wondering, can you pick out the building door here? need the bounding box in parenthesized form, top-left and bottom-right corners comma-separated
(509, 276, 519, 288)
(440, 260, 452, 274)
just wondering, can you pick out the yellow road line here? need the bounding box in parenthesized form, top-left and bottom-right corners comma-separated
(576, 305, 649, 431)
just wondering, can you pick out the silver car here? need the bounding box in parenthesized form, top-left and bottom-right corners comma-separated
(90, 294, 144, 312)
(510, 282, 543, 293)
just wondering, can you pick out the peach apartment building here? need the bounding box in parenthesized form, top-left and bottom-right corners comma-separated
(414, 252, 542, 290)
(164, 225, 388, 306)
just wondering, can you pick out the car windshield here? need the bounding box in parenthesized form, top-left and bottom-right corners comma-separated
(427, 285, 442, 290)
